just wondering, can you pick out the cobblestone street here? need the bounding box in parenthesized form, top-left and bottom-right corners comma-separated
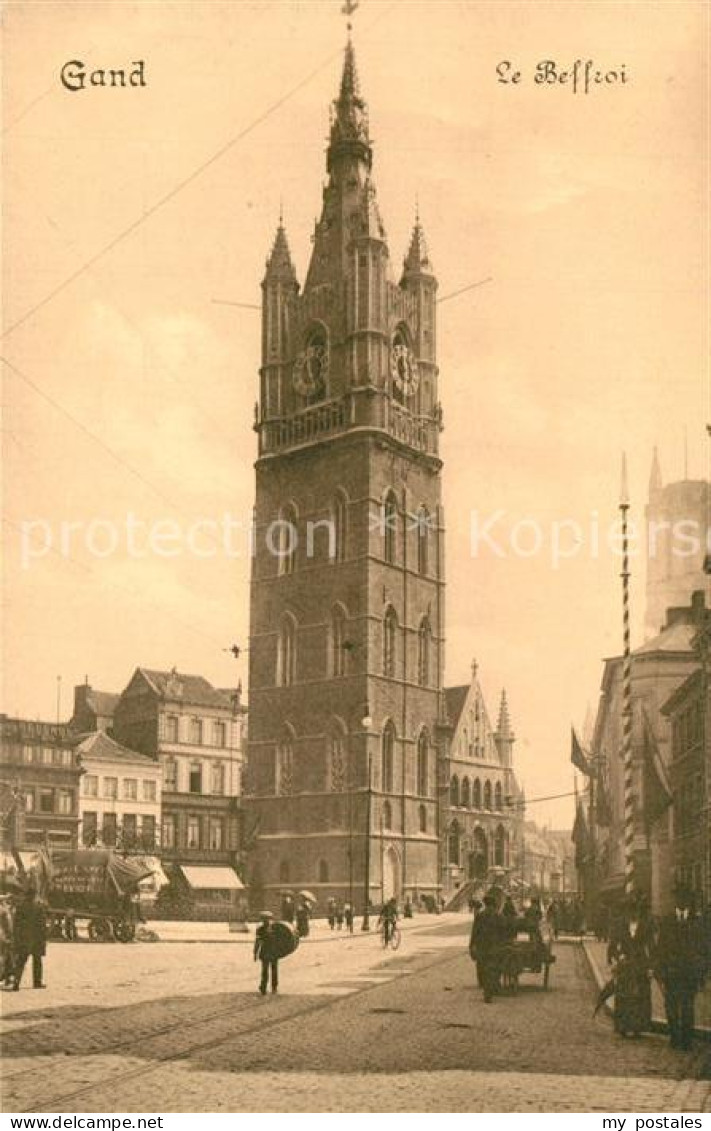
(2, 917, 709, 1113)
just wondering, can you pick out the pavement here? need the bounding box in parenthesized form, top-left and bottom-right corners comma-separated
(2, 915, 709, 1114)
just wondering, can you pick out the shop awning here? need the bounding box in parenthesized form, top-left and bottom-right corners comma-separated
(180, 866, 244, 891)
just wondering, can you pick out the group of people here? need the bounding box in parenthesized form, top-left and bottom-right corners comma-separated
(603, 886, 708, 1051)
(0, 884, 48, 991)
(326, 898, 355, 933)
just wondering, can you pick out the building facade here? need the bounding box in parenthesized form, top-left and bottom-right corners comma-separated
(591, 591, 710, 914)
(244, 42, 445, 910)
(112, 667, 245, 869)
(0, 717, 82, 851)
(661, 612, 710, 909)
(70, 683, 119, 734)
(441, 670, 522, 897)
(74, 730, 162, 851)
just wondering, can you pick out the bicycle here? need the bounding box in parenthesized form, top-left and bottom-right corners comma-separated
(380, 920, 401, 950)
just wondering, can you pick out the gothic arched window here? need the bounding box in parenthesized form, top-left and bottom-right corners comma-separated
(461, 777, 471, 808)
(450, 775, 460, 807)
(331, 604, 347, 678)
(484, 780, 492, 811)
(382, 800, 393, 830)
(448, 821, 460, 866)
(332, 490, 348, 563)
(417, 616, 432, 687)
(383, 491, 398, 565)
(494, 781, 503, 811)
(381, 722, 395, 793)
(276, 728, 295, 796)
(418, 804, 427, 833)
(417, 506, 430, 575)
(494, 825, 507, 867)
(417, 731, 429, 797)
(328, 721, 346, 792)
(277, 615, 296, 687)
(473, 778, 482, 809)
(279, 859, 290, 883)
(318, 859, 329, 883)
(383, 606, 397, 678)
(277, 503, 298, 576)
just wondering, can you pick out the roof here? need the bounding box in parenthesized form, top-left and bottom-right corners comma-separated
(633, 622, 697, 657)
(85, 690, 119, 717)
(180, 865, 244, 891)
(661, 667, 704, 715)
(137, 669, 231, 709)
(75, 730, 158, 768)
(445, 685, 469, 729)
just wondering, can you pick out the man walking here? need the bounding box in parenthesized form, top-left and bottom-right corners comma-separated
(654, 887, 707, 1050)
(254, 911, 280, 996)
(11, 886, 47, 990)
(470, 891, 504, 1003)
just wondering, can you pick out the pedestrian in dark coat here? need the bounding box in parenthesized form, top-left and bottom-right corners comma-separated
(653, 888, 707, 1050)
(327, 898, 336, 930)
(606, 895, 653, 1036)
(280, 894, 294, 924)
(470, 893, 504, 1003)
(254, 912, 280, 995)
(335, 901, 344, 930)
(0, 895, 14, 987)
(11, 889, 47, 990)
(344, 902, 354, 933)
(295, 901, 310, 938)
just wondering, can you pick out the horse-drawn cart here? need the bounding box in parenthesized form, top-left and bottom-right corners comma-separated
(47, 849, 153, 943)
(500, 919, 556, 991)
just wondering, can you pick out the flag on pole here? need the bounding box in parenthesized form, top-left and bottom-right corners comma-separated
(642, 710, 672, 828)
(595, 765, 612, 827)
(571, 798, 590, 868)
(571, 727, 592, 776)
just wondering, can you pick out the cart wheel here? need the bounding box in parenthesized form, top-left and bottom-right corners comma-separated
(88, 918, 112, 942)
(543, 961, 551, 989)
(113, 919, 136, 943)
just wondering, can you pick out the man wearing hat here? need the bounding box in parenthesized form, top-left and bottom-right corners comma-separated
(254, 912, 280, 995)
(11, 885, 47, 991)
(653, 886, 707, 1050)
(469, 890, 505, 1003)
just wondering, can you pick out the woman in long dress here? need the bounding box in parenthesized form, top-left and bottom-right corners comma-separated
(606, 896, 653, 1037)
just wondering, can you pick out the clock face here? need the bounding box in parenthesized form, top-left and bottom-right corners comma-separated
(390, 341, 419, 397)
(293, 339, 328, 399)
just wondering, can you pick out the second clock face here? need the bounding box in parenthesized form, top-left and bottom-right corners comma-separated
(390, 341, 419, 397)
(293, 340, 328, 398)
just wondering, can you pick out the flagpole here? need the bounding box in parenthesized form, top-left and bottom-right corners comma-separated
(619, 454, 636, 897)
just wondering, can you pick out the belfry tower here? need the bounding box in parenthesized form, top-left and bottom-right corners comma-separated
(245, 40, 444, 910)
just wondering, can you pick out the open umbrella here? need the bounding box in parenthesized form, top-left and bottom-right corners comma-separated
(298, 890, 317, 904)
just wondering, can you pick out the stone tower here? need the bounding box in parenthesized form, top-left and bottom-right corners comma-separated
(244, 40, 445, 911)
(644, 448, 710, 639)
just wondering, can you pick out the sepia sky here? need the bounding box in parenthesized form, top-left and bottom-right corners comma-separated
(2, 0, 708, 827)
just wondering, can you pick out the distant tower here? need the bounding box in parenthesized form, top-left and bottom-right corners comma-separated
(644, 447, 711, 638)
(494, 690, 515, 769)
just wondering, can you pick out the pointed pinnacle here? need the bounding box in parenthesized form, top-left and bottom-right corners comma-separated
(264, 221, 297, 283)
(403, 211, 434, 277)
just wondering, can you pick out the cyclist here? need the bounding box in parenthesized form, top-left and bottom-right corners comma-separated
(378, 897, 399, 946)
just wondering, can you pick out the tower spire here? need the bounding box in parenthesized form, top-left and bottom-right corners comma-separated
(328, 38, 371, 174)
(263, 216, 297, 285)
(649, 446, 662, 495)
(403, 205, 434, 278)
(496, 689, 513, 740)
